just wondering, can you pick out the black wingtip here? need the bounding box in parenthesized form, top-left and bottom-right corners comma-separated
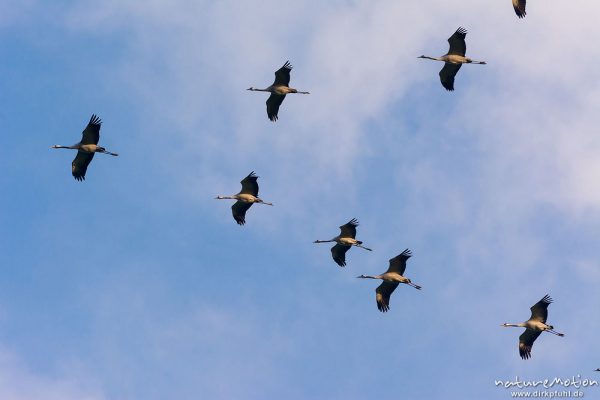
(89, 114, 102, 126)
(519, 347, 531, 360)
(514, 7, 526, 18)
(348, 218, 359, 226)
(234, 217, 246, 226)
(541, 294, 553, 304)
(400, 248, 412, 258)
(456, 27, 467, 35)
(440, 82, 455, 91)
(282, 60, 293, 70)
(334, 258, 346, 267)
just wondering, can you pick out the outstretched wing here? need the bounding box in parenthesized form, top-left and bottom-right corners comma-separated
(232, 201, 253, 225)
(239, 171, 259, 196)
(72, 151, 94, 181)
(331, 244, 351, 267)
(529, 294, 552, 323)
(439, 63, 462, 91)
(519, 329, 542, 360)
(339, 218, 359, 239)
(447, 27, 467, 56)
(231, 200, 252, 225)
(387, 249, 412, 275)
(272, 61, 292, 87)
(266, 94, 286, 121)
(376, 281, 399, 312)
(81, 114, 101, 145)
(513, 0, 526, 18)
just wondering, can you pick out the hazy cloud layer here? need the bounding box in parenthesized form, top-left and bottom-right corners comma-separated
(1, 1, 599, 399)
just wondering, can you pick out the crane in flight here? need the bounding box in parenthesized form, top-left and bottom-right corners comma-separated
(501, 295, 564, 360)
(418, 27, 486, 91)
(215, 171, 273, 225)
(51, 114, 118, 181)
(314, 218, 371, 267)
(247, 61, 309, 121)
(357, 249, 421, 312)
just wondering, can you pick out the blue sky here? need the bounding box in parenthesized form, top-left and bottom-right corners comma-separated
(1, 0, 600, 398)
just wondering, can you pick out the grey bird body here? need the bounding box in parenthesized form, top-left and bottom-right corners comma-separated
(502, 295, 564, 360)
(314, 218, 372, 267)
(215, 172, 273, 225)
(418, 27, 486, 91)
(357, 249, 421, 312)
(51, 114, 118, 181)
(247, 61, 310, 121)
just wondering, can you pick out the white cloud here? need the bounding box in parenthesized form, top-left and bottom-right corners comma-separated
(4, 1, 600, 397)
(0, 348, 104, 400)
(57, 0, 600, 220)
(61, 0, 600, 347)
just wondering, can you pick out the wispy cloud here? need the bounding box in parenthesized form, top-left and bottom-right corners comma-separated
(2, 1, 600, 398)
(0, 347, 104, 400)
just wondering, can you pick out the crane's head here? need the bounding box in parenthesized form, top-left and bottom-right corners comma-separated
(501, 323, 510, 327)
(246, 87, 255, 91)
(417, 55, 426, 58)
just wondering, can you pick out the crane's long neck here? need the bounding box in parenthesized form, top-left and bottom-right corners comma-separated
(356, 275, 382, 280)
(314, 239, 335, 244)
(419, 55, 445, 62)
(503, 323, 526, 328)
(215, 195, 238, 200)
(247, 87, 271, 92)
(51, 144, 78, 150)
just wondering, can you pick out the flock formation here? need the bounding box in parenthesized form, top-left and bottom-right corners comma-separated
(49, 2, 598, 366)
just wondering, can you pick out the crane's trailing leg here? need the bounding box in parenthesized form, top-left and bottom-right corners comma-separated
(256, 199, 274, 206)
(98, 149, 119, 156)
(354, 243, 372, 251)
(356, 248, 421, 312)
